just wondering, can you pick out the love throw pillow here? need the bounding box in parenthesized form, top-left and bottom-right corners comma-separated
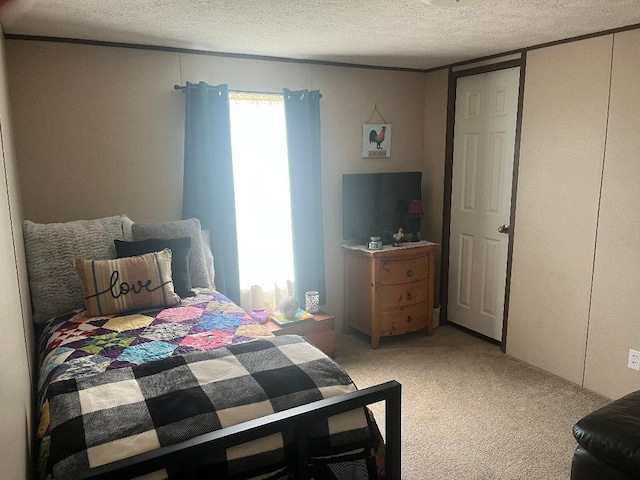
(73, 249, 180, 317)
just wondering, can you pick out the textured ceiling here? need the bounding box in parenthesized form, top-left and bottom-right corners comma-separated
(2, 0, 640, 70)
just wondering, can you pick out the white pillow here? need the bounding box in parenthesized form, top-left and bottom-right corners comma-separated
(121, 214, 134, 241)
(201, 229, 216, 289)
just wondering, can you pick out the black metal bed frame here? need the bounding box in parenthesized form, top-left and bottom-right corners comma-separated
(68, 380, 401, 480)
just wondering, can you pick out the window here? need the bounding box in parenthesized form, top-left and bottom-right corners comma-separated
(229, 92, 295, 309)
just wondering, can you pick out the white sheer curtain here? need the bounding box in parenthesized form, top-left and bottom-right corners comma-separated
(229, 92, 295, 312)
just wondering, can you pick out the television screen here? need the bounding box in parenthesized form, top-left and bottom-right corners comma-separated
(342, 172, 422, 245)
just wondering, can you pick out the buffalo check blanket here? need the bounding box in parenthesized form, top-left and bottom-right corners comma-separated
(45, 335, 374, 478)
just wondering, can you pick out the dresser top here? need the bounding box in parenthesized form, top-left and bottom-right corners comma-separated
(342, 240, 439, 255)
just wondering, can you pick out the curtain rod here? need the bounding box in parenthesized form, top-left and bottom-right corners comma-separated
(173, 84, 321, 98)
(173, 84, 281, 95)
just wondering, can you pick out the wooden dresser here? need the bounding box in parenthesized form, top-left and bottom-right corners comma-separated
(343, 241, 438, 349)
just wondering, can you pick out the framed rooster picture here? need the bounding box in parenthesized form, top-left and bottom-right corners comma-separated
(362, 123, 392, 158)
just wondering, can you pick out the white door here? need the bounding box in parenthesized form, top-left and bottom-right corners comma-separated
(448, 67, 520, 341)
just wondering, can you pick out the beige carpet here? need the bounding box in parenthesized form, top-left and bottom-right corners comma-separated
(334, 325, 610, 480)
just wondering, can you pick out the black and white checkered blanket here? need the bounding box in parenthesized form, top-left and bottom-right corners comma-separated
(46, 335, 374, 478)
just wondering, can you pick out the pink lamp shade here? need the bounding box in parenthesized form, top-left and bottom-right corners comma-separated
(408, 200, 424, 215)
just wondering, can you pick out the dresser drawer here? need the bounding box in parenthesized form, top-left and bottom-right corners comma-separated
(379, 302, 429, 334)
(379, 256, 429, 285)
(377, 279, 429, 309)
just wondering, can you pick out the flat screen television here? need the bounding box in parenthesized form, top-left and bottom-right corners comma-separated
(342, 171, 422, 245)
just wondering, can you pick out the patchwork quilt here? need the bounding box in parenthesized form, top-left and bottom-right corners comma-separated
(36, 290, 375, 479)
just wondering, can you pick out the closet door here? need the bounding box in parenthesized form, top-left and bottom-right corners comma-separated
(584, 29, 640, 399)
(506, 36, 612, 385)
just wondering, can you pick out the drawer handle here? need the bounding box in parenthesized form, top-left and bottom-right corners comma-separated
(407, 293, 413, 301)
(407, 270, 414, 278)
(407, 315, 413, 323)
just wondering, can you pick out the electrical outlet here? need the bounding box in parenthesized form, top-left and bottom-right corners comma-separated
(628, 349, 640, 371)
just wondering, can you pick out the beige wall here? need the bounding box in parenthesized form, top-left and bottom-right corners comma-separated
(7, 43, 184, 223)
(507, 36, 613, 385)
(6, 40, 427, 327)
(584, 29, 640, 398)
(0, 32, 34, 479)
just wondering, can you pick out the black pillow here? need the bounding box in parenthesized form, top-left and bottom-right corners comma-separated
(114, 237, 195, 298)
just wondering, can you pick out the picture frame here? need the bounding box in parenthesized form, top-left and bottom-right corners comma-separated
(362, 123, 392, 158)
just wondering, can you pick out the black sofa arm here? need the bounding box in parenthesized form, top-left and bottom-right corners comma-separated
(572, 390, 640, 479)
(571, 445, 638, 480)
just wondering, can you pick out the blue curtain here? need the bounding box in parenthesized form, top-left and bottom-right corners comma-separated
(182, 81, 241, 304)
(283, 89, 326, 304)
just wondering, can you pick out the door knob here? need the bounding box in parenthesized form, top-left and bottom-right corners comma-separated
(498, 224, 510, 234)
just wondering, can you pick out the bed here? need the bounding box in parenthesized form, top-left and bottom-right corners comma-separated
(24, 216, 401, 479)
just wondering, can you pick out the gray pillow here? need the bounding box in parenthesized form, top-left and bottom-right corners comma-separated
(23, 216, 125, 324)
(132, 218, 209, 288)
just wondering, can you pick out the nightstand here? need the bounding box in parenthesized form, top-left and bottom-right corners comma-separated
(264, 311, 335, 357)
